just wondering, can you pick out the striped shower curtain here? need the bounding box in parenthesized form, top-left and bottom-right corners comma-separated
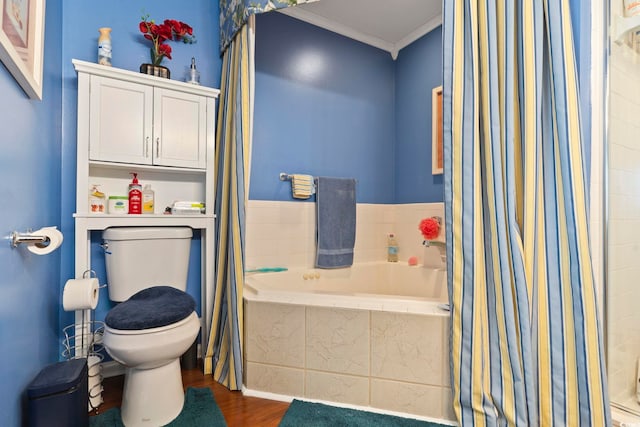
(443, 1, 610, 425)
(203, 21, 253, 389)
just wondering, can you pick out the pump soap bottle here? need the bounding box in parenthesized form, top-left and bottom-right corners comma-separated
(128, 173, 142, 214)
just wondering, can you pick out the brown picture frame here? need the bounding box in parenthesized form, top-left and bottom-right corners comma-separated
(432, 85, 443, 175)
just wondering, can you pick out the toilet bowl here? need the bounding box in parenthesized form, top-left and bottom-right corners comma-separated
(104, 286, 199, 426)
(101, 227, 197, 427)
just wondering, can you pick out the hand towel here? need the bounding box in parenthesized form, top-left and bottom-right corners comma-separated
(315, 177, 356, 269)
(291, 174, 314, 199)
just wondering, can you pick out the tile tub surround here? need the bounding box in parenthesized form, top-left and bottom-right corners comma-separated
(243, 301, 455, 422)
(243, 263, 453, 422)
(245, 200, 445, 270)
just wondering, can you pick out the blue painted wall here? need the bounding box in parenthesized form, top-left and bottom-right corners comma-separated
(252, 12, 397, 203)
(0, 1, 220, 423)
(59, 0, 221, 351)
(395, 26, 443, 203)
(252, 12, 443, 204)
(0, 2, 63, 425)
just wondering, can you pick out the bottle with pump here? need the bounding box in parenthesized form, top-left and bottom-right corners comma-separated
(128, 173, 142, 214)
(387, 233, 399, 262)
(142, 184, 155, 214)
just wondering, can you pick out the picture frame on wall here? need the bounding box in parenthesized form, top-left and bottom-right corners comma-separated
(0, 0, 46, 99)
(432, 85, 443, 175)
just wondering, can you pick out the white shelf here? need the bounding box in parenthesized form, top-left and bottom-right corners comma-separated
(73, 213, 214, 230)
(89, 160, 206, 175)
(72, 59, 220, 98)
(613, 14, 640, 44)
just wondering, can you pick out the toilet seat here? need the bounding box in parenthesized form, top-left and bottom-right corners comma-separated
(104, 311, 197, 336)
(105, 286, 195, 330)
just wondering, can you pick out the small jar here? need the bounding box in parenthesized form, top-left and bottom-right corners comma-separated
(108, 196, 128, 214)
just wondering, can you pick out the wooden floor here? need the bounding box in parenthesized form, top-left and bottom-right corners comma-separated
(92, 362, 291, 426)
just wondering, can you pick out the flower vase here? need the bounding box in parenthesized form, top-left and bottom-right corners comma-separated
(140, 63, 170, 79)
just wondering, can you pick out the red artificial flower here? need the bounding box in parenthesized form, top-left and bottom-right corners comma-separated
(139, 15, 196, 65)
(419, 217, 441, 240)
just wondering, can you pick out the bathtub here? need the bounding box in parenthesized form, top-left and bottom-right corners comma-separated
(243, 262, 456, 423)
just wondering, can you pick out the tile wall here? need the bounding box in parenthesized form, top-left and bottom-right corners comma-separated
(608, 35, 640, 412)
(245, 200, 445, 270)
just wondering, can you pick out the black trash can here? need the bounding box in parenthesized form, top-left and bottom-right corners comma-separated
(26, 358, 88, 427)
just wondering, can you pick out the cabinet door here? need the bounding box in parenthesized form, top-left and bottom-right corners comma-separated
(153, 88, 207, 169)
(89, 76, 153, 165)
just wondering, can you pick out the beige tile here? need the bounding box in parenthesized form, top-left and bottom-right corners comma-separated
(305, 371, 369, 406)
(441, 387, 457, 422)
(306, 307, 369, 376)
(370, 378, 443, 419)
(245, 362, 304, 396)
(371, 311, 445, 386)
(245, 301, 305, 367)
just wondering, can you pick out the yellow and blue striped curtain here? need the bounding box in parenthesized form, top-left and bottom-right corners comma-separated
(203, 21, 252, 389)
(443, 0, 610, 425)
(208, 0, 318, 390)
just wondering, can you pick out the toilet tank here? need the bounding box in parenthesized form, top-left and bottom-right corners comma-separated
(102, 227, 193, 302)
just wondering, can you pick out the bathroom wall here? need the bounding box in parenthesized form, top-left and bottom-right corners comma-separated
(607, 22, 640, 413)
(58, 0, 221, 344)
(245, 200, 445, 270)
(395, 26, 443, 203)
(252, 12, 397, 203)
(0, 2, 63, 424)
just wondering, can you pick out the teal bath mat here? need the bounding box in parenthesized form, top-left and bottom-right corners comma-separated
(279, 399, 450, 427)
(90, 387, 227, 426)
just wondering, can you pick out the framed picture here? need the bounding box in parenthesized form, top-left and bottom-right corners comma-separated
(0, 0, 45, 99)
(432, 85, 443, 175)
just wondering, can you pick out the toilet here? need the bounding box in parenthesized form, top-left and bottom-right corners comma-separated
(101, 227, 199, 427)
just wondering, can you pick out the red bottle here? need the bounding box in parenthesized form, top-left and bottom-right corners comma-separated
(128, 172, 142, 214)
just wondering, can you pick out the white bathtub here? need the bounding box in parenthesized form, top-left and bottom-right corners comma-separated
(243, 262, 456, 423)
(244, 262, 449, 315)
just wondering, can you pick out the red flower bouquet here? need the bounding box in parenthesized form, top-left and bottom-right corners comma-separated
(419, 217, 441, 240)
(139, 15, 195, 65)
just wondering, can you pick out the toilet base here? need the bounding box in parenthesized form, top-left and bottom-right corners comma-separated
(120, 359, 184, 427)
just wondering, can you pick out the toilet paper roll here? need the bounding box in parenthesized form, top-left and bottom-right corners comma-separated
(26, 226, 63, 255)
(63, 278, 99, 311)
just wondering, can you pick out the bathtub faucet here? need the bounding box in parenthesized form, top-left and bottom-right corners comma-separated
(423, 240, 446, 264)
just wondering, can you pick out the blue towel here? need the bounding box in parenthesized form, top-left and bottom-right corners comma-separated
(315, 177, 356, 269)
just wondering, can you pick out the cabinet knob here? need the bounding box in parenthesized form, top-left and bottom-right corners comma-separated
(145, 136, 150, 158)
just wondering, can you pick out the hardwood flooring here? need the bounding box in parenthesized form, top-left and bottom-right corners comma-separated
(92, 362, 291, 426)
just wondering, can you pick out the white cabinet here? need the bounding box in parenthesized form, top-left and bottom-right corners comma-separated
(88, 75, 208, 169)
(72, 59, 220, 360)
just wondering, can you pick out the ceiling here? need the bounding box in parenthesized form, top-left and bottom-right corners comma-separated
(279, 0, 443, 59)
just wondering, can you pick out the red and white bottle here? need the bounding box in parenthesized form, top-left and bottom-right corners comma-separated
(128, 172, 142, 214)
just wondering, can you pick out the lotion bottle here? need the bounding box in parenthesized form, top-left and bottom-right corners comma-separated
(387, 233, 399, 262)
(128, 173, 142, 214)
(142, 184, 155, 214)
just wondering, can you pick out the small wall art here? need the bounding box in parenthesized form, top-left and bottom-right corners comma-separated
(0, 0, 46, 99)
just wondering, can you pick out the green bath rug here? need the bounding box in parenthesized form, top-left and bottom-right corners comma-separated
(279, 399, 450, 427)
(90, 387, 227, 426)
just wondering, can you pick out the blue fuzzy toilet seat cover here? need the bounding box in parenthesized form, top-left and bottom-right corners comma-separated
(105, 286, 196, 330)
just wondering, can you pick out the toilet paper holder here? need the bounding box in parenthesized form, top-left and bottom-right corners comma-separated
(9, 229, 50, 248)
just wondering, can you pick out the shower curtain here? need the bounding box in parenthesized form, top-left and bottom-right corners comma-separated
(442, 0, 610, 425)
(206, 0, 317, 389)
